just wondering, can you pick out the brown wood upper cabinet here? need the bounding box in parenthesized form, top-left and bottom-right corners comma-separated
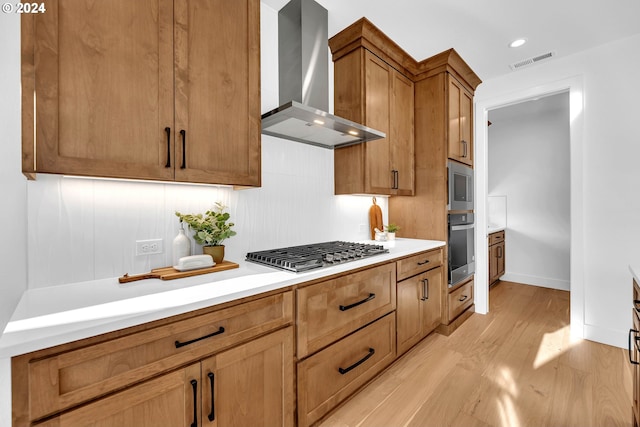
(21, 0, 261, 186)
(448, 75, 474, 167)
(331, 48, 415, 196)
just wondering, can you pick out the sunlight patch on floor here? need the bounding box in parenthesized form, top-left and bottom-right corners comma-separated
(533, 325, 576, 369)
(496, 366, 521, 427)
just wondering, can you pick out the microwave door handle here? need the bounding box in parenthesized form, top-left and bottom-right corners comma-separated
(450, 224, 475, 231)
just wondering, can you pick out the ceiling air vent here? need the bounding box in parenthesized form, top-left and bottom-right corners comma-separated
(509, 51, 556, 71)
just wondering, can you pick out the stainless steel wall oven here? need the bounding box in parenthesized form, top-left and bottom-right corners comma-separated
(448, 212, 475, 287)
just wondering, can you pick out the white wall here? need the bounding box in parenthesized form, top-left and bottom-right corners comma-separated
(475, 33, 640, 348)
(488, 93, 571, 290)
(0, 11, 28, 425)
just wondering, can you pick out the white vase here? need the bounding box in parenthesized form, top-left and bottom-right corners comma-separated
(172, 223, 192, 265)
(387, 232, 396, 241)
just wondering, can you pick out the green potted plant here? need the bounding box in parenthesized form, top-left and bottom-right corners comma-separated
(175, 202, 236, 263)
(385, 223, 399, 240)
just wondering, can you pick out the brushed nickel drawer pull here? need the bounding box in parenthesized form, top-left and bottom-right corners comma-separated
(175, 326, 225, 348)
(458, 295, 469, 302)
(338, 348, 375, 375)
(339, 293, 375, 311)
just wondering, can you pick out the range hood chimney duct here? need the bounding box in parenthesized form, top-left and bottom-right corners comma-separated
(261, 0, 385, 149)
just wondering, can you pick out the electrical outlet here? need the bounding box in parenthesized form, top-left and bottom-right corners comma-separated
(136, 239, 164, 256)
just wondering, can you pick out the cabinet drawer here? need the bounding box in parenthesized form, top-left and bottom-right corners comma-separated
(297, 313, 396, 427)
(27, 291, 293, 420)
(396, 248, 443, 282)
(448, 279, 474, 321)
(297, 263, 396, 358)
(489, 231, 505, 245)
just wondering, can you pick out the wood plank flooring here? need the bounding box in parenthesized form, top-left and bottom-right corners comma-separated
(318, 281, 632, 427)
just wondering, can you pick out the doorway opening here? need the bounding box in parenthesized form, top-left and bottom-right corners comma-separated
(474, 75, 585, 340)
(487, 91, 571, 290)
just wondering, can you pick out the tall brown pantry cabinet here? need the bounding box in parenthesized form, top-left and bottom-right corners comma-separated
(330, 19, 481, 336)
(21, 0, 261, 186)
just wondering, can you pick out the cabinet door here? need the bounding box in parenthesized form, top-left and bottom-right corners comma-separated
(174, 0, 261, 186)
(447, 76, 473, 166)
(497, 241, 506, 278)
(201, 327, 294, 427)
(364, 51, 392, 194)
(396, 266, 442, 355)
(421, 266, 443, 335)
(489, 244, 498, 284)
(22, 0, 175, 181)
(390, 70, 415, 195)
(35, 364, 201, 427)
(396, 275, 422, 355)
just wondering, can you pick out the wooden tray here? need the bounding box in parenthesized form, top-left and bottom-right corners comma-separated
(119, 260, 239, 283)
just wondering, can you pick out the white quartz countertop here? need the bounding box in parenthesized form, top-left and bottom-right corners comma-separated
(488, 226, 506, 234)
(0, 238, 444, 358)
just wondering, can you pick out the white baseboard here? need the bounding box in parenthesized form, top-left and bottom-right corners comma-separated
(500, 272, 570, 291)
(583, 324, 627, 349)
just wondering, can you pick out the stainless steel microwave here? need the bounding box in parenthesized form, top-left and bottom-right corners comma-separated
(448, 161, 474, 211)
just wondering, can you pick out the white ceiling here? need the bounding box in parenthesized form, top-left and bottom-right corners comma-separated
(261, 0, 640, 82)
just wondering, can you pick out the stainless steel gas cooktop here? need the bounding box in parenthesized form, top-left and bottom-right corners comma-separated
(246, 241, 388, 272)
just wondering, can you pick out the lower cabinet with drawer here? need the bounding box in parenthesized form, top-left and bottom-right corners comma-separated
(297, 313, 396, 427)
(489, 230, 506, 285)
(295, 262, 397, 427)
(396, 248, 443, 356)
(12, 292, 295, 427)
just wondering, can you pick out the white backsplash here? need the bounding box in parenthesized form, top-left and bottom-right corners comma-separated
(26, 136, 388, 289)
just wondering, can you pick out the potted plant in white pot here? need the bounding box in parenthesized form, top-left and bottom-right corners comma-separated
(385, 223, 399, 240)
(175, 202, 236, 263)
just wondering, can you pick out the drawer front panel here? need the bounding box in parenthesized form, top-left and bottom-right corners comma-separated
(297, 313, 396, 427)
(28, 291, 293, 420)
(396, 249, 443, 282)
(489, 231, 505, 245)
(296, 263, 396, 358)
(448, 279, 474, 320)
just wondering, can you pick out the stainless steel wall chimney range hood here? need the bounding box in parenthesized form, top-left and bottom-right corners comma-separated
(261, 0, 385, 149)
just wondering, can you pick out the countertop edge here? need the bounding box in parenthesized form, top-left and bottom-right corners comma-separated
(0, 239, 445, 358)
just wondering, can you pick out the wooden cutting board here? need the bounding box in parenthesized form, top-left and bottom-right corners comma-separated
(119, 260, 239, 283)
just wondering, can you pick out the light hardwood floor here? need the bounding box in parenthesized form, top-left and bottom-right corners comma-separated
(319, 281, 632, 427)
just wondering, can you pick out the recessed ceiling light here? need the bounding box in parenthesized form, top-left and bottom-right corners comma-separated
(509, 38, 527, 48)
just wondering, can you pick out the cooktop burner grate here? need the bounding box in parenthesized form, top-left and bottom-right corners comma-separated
(246, 241, 388, 272)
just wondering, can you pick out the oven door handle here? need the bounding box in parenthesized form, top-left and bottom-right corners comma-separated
(450, 224, 474, 231)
